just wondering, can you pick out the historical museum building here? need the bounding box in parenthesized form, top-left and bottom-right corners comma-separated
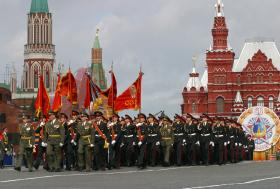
(182, 0, 280, 117)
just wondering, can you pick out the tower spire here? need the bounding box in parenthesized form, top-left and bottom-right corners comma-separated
(215, 0, 224, 17)
(211, 0, 228, 50)
(30, 0, 49, 13)
(192, 55, 198, 73)
(93, 28, 101, 49)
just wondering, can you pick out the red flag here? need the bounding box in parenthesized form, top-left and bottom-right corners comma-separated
(58, 70, 78, 104)
(84, 75, 92, 109)
(52, 74, 62, 112)
(115, 72, 143, 112)
(35, 75, 50, 117)
(105, 71, 117, 109)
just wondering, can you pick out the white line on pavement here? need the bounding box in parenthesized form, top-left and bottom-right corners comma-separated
(183, 176, 280, 189)
(0, 166, 195, 183)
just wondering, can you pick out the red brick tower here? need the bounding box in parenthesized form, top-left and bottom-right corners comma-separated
(206, 0, 235, 116)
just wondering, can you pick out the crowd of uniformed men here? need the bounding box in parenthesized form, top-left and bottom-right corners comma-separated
(0, 110, 255, 172)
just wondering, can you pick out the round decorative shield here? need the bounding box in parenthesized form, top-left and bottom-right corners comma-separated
(238, 106, 280, 152)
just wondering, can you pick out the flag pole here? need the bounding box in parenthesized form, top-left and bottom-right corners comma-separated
(138, 65, 142, 114)
(111, 61, 115, 114)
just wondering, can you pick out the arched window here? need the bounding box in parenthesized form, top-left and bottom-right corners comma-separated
(34, 66, 39, 88)
(191, 102, 197, 113)
(269, 96, 274, 109)
(216, 97, 225, 113)
(248, 97, 253, 108)
(45, 70, 50, 88)
(257, 96, 264, 107)
(237, 75, 241, 85)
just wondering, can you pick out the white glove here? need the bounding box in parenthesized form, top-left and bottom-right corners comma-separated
(111, 140, 116, 145)
(138, 141, 142, 146)
(29, 144, 33, 148)
(183, 139, 186, 143)
(224, 142, 227, 146)
(59, 143, 64, 147)
(133, 142, 136, 146)
(68, 120, 74, 125)
(195, 141, 200, 145)
(244, 145, 248, 149)
(239, 143, 242, 146)
(4, 148, 8, 152)
(120, 143, 124, 147)
(90, 144, 94, 148)
(210, 141, 215, 147)
(156, 141, 160, 146)
(41, 142, 47, 147)
(228, 141, 230, 144)
(136, 123, 143, 127)
(40, 122, 45, 127)
(235, 143, 238, 146)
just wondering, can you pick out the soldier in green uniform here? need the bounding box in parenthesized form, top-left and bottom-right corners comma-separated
(44, 111, 65, 172)
(160, 116, 174, 167)
(15, 115, 35, 172)
(75, 112, 95, 172)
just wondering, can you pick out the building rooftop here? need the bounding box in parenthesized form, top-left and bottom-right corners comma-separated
(232, 39, 280, 72)
(30, 0, 49, 13)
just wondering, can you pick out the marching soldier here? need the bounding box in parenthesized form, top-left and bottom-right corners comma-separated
(33, 115, 48, 170)
(198, 114, 213, 165)
(67, 110, 80, 170)
(0, 127, 9, 169)
(160, 116, 174, 167)
(15, 115, 35, 172)
(172, 114, 186, 166)
(122, 115, 137, 167)
(93, 111, 111, 171)
(44, 111, 65, 172)
(108, 113, 123, 169)
(75, 112, 95, 172)
(185, 114, 199, 165)
(136, 113, 148, 169)
(146, 114, 161, 167)
(212, 118, 226, 165)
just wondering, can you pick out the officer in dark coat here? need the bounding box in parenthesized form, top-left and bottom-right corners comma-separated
(185, 114, 199, 165)
(146, 114, 161, 166)
(67, 110, 79, 170)
(212, 118, 226, 165)
(198, 114, 213, 165)
(136, 113, 148, 169)
(247, 135, 255, 160)
(93, 111, 111, 171)
(172, 114, 186, 166)
(108, 113, 123, 169)
(122, 115, 137, 167)
(33, 115, 48, 170)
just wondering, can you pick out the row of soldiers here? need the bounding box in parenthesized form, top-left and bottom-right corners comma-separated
(13, 111, 255, 172)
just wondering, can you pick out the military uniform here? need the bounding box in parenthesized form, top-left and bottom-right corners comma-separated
(76, 119, 95, 171)
(93, 114, 111, 170)
(160, 117, 174, 166)
(185, 119, 199, 165)
(172, 115, 185, 166)
(108, 119, 123, 169)
(212, 123, 226, 165)
(198, 118, 212, 165)
(15, 120, 35, 172)
(44, 117, 65, 172)
(136, 121, 148, 169)
(0, 130, 8, 168)
(33, 120, 49, 170)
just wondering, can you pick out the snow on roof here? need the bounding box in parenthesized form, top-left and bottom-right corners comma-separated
(232, 39, 280, 72)
(186, 68, 203, 91)
(201, 69, 208, 91)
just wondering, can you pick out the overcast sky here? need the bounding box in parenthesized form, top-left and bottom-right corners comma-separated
(1, 0, 280, 116)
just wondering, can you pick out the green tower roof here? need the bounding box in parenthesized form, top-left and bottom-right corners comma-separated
(93, 29, 101, 49)
(30, 0, 49, 13)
